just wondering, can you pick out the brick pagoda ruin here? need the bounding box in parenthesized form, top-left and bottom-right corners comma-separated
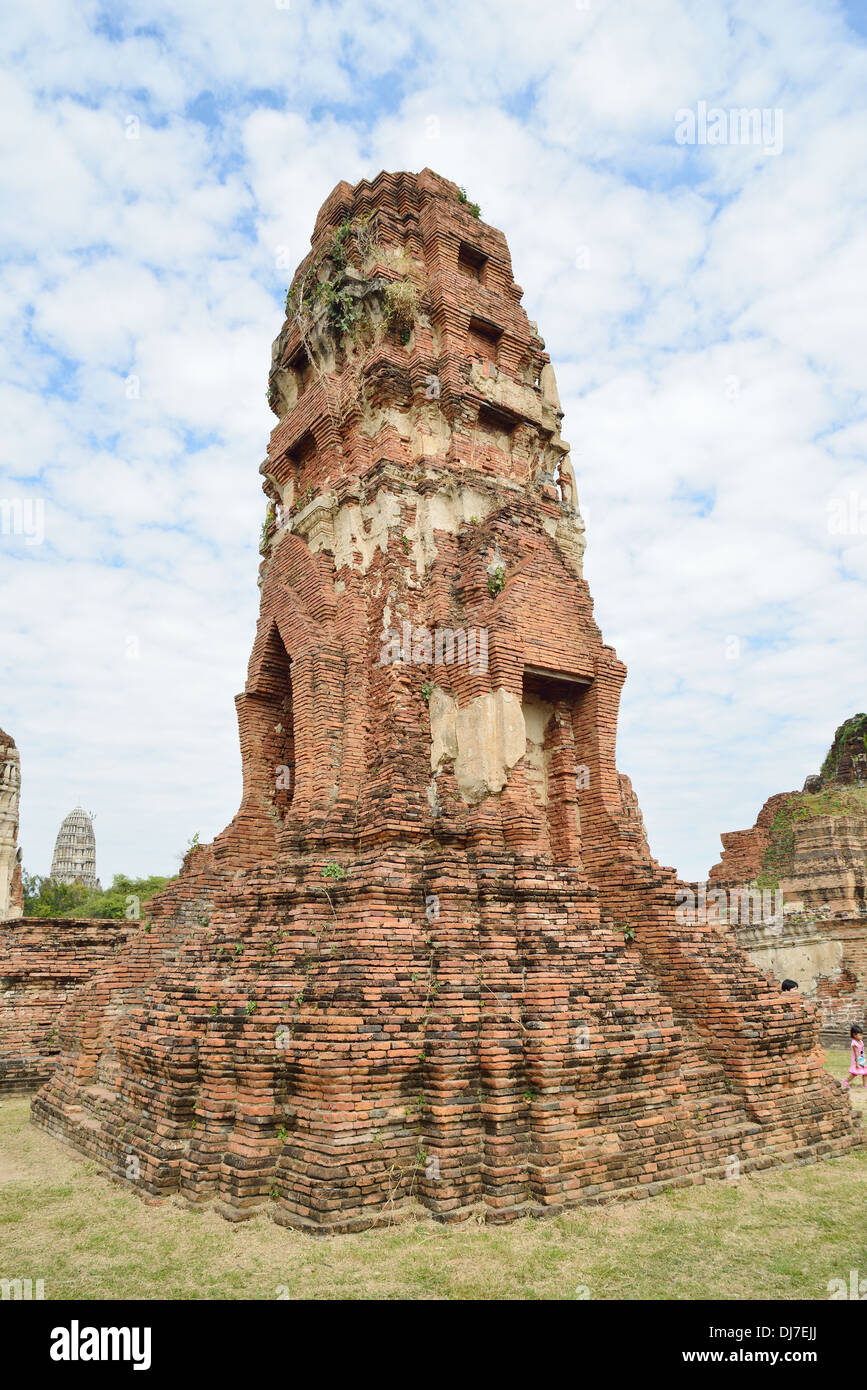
(709, 714, 867, 1043)
(31, 170, 859, 1229)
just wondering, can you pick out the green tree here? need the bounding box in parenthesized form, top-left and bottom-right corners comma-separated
(22, 871, 174, 920)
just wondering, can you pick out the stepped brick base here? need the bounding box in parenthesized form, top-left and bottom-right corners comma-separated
(31, 846, 858, 1229)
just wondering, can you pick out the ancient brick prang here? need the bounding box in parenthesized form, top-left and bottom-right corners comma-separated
(32, 171, 858, 1229)
(0, 917, 131, 1093)
(0, 728, 23, 920)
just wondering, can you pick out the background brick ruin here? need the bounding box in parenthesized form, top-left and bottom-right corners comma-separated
(708, 714, 867, 1044)
(20, 170, 859, 1230)
(0, 918, 131, 1093)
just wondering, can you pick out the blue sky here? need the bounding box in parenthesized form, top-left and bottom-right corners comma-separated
(1, 0, 865, 883)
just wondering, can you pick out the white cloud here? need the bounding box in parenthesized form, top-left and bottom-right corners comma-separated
(0, 0, 864, 884)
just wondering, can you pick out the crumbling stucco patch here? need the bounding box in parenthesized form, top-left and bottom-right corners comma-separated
(429, 686, 459, 771)
(522, 693, 555, 808)
(409, 486, 495, 575)
(430, 686, 525, 803)
(748, 939, 844, 997)
(290, 488, 401, 569)
(291, 482, 497, 578)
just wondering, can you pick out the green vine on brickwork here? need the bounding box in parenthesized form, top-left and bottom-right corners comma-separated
(487, 564, 506, 598)
(292, 484, 315, 515)
(328, 218, 354, 269)
(284, 213, 380, 343)
(753, 870, 781, 892)
(275, 212, 430, 446)
(820, 712, 867, 781)
(457, 186, 481, 219)
(323, 279, 365, 336)
(259, 502, 276, 554)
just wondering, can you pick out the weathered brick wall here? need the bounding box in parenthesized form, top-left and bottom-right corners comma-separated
(782, 816, 867, 914)
(737, 913, 867, 1044)
(31, 169, 860, 1230)
(0, 918, 131, 1092)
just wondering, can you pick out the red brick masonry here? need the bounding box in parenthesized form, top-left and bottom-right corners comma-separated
(29, 170, 859, 1230)
(0, 918, 131, 1093)
(709, 792, 794, 889)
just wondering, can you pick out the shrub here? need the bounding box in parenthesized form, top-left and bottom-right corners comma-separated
(458, 187, 481, 218)
(259, 504, 276, 553)
(487, 564, 505, 598)
(384, 279, 418, 340)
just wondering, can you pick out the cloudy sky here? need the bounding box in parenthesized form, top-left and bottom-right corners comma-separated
(1, 0, 865, 885)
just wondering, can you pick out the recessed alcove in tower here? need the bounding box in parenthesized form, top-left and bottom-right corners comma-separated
(252, 622, 295, 822)
(467, 316, 501, 365)
(287, 431, 317, 507)
(457, 241, 487, 283)
(290, 347, 311, 399)
(521, 667, 588, 863)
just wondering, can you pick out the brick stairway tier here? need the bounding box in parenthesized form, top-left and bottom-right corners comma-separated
(30, 168, 860, 1229)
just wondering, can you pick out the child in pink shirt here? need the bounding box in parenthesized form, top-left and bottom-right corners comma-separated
(843, 1025, 867, 1089)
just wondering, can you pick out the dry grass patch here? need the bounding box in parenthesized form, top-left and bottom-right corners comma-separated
(826, 1047, 867, 1105)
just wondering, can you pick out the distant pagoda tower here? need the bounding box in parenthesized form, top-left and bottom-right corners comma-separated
(50, 807, 98, 888)
(0, 728, 23, 919)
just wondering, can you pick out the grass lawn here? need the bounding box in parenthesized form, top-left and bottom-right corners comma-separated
(0, 1056, 863, 1301)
